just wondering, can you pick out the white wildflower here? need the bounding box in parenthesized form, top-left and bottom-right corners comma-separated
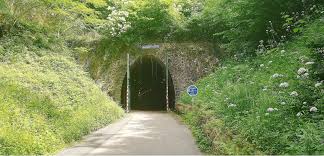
(262, 86, 268, 91)
(310, 107, 318, 112)
(297, 67, 308, 75)
(290, 91, 299, 97)
(279, 82, 289, 88)
(260, 64, 265, 67)
(228, 104, 237, 108)
(305, 62, 315, 65)
(267, 108, 275, 112)
(281, 102, 286, 105)
(315, 82, 322, 88)
(299, 56, 307, 63)
(301, 72, 309, 79)
(296, 112, 303, 117)
(303, 102, 307, 105)
(271, 73, 284, 78)
(120, 17, 126, 21)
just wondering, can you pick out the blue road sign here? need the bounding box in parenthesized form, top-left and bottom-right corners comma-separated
(187, 85, 198, 96)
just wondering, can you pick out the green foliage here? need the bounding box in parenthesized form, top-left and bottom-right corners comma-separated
(99, 0, 184, 42)
(125, 0, 179, 41)
(0, 29, 124, 154)
(0, 0, 108, 42)
(0, 82, 63, 155)
(177, 0, 323, 56)
(86, 0, 186, 85)
(179, 20, 324, 155)
(181, 111, 213, 153)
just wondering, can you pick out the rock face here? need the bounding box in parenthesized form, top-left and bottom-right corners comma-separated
(88, 42, 220, 106)
(153, 43, 219, 99)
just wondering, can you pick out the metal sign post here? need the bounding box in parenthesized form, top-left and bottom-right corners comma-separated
(126, 53, 130, 113)
(165, 52, 170, 111)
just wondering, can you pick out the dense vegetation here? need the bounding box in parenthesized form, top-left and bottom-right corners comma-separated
(0, 0, 124, 154)
(0, 0, 323, 155)
(178, 0, 323, 54)
(178, 0, 324, 155)
(88, 0, 324, 74)
(180, 20, 324, 154)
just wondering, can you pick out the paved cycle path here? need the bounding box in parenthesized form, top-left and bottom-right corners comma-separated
(58, 111, 201, 155)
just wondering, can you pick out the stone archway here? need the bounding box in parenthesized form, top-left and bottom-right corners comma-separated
(89, 42, 220, 108)
(120, 55, 175, 111)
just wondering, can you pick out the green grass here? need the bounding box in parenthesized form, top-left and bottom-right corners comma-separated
(179, 20, 324, 155)
(0, 32, 124, 155)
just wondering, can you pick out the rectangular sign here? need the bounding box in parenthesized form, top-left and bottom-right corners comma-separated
(141, 44, 160, 49)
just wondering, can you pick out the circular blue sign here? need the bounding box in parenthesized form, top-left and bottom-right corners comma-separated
(187, 85, 198, 96)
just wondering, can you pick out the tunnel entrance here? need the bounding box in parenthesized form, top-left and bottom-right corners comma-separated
(121, 55, 175, 111)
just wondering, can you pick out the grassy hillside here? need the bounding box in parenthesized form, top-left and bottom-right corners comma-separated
(0, 32, 124, 155)
(179, 19, 324, 154)
(0, 0, 126, 154)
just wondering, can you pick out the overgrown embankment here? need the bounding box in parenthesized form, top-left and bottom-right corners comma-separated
(0, 32, 124, 155)
(0, 0, 124, 154)
(179, 20, 324, 155)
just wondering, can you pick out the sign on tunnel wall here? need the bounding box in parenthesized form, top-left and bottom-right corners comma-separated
(187, 85, 198, 97)
(141, 44, 160, 49)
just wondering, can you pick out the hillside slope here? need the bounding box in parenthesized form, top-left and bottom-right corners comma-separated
(0, 32, 124, 155)
(179, 19, 324, 155)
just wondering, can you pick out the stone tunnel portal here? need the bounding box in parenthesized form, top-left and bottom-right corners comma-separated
(121, 55, 175, 111)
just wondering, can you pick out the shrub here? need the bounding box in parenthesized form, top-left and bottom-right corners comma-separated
(178, 0, 323, 56)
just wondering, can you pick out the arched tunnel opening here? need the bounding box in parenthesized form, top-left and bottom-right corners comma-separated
(121, 55, 175, 111)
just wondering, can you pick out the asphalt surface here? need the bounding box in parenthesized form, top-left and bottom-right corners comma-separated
(57, 111, 201, 155)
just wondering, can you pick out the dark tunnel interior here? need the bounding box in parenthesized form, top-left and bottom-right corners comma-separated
(121, 55, 175, 111)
